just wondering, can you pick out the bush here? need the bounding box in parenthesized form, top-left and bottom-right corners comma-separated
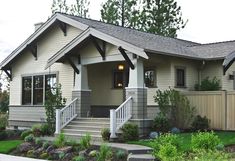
(40, 123, 52, 136)
(101, 128, 110, 141)
(39, 152, 49, 159)
(0, 113, 8, 131)
(35, 138, 43, 146)
(42, 141, 50, 150)
(158, 143, 183, 161)
(0, 131, 7, 140)
(186, 149, 230, 160)
(191, 131, 221, 151)
(79, 133, 91, 150)
(115, 150, 126, 160)
(191, 115, 210, 131)
(21, 129, 32, 139)
(121, 123, 139, 142)
(32, 124, 42, 137)
(24, 134, 35, 143)
(73, 156, 85, 161)
(152, 133, 180, 157)
(195, 77, 220, 91)
(152, 113, 170, 132)
(54, 133, 66, 148)
(96, 144, 113, 161)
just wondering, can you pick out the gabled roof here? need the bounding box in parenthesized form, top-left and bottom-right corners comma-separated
(2, 12, 235, 71)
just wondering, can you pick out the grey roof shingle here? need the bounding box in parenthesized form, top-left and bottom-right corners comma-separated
(63, 13, 235, 60)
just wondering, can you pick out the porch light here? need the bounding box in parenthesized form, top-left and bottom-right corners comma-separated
(118, 64, 124, 70)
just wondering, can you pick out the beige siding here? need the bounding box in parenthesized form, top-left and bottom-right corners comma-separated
(88, 62, 124, 106)
(10, 25, 82, 105)
(9, 106, 46, 122)
(222, 61, 235, 90)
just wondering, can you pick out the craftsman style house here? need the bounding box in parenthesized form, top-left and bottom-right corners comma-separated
(1, 13, 235, 138)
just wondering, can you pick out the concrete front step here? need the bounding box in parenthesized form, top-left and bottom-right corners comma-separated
(69, 121, 110, 126)
(128, 154, 156, 161)
(63, 133, 102, 142)
(63, 129, 101, 135)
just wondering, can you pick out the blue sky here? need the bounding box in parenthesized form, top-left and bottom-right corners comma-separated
(1, 0, 235, 62)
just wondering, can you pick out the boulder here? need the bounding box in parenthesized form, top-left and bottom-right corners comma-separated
(55, 146, 72, 154)
(46, 145, 55, 153)
(79, 149, 88, 157)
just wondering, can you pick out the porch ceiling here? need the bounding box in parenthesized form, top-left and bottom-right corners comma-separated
(45, 27, 148, 69)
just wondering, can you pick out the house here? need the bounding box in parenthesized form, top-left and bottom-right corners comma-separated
(1, 13, 235, 138)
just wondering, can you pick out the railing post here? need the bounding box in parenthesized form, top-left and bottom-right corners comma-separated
(110, 109, 117, 138)
(55, 109, 61, 134)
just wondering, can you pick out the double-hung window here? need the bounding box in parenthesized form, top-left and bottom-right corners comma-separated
(22, 74, 56, 105)
(175, 67, 186, 87)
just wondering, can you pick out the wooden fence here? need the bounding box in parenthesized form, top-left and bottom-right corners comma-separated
(183, 91, 235, 130)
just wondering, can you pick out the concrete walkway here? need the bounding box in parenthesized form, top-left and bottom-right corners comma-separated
(0, 154, 46, 161)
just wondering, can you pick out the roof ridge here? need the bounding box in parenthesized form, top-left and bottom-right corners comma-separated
(59, 12, 199, 45)
(190, 39, 235, 47)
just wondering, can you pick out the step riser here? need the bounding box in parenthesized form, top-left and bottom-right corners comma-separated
(70, 122, 110, 127)
(65, 126, 109, 131)
(63, 129, 101, 135)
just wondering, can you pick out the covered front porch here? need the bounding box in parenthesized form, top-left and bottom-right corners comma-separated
(48, 28, 152, 138)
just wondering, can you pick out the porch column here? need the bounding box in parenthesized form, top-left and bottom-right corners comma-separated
(72, 65, 91, 117)
(126, 58, 150, 136)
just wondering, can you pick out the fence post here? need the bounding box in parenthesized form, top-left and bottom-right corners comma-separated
(55, 109, 61, 134)
(110, 109, 117, 138)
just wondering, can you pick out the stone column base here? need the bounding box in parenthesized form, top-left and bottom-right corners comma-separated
(129, 119, 153, 136)
(72, 90, 91, 117)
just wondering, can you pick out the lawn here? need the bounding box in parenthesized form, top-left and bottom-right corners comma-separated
(0, 140, 23, 154)
(128, 131, 235, 152)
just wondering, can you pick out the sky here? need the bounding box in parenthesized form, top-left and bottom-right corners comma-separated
(0, 0, 235, 63)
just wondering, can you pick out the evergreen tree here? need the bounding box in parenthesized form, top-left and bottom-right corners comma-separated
(100, 0, 187, 37)
(51, 0, 90, 18)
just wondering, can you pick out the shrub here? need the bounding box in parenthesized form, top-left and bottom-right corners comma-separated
(152, 113, 170, 132)
(101, 128, 110, 141)
(32, 124, 42, 137)
(35, 138, 43, 146)
(79, 133, 91, 150)
(121, 123, 139, 142)
(154, 89, 196, 129)
(0, 113, 8, 131)
(158, 143, 183, 161)
(40, 123, 52, 136)
(152, 133, 181, 154)
(73, 156, 85, 161)
(195, 77, 220, 91)
(186, 149, 230, 160)
(0, 131, 7, 140)
(115, 150, 126, 160)
(191, 115, 210, 131)
(21, 129, 32, 139)
(24, 134, 35, 143)
(42, 141, 50, 150)
(40, 152, 49, 159)
(191, 131, 221, 151)
(54, 133, 66, 148)
(96, 144, 113, 161)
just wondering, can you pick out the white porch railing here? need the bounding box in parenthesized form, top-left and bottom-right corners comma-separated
(55, 98, 78, 134)
(110, 96, 133, 138)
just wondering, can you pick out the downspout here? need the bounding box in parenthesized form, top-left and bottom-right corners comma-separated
(198, 60, 206, 86)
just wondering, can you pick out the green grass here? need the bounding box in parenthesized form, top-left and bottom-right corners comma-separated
(128, 131, 235, 152)
(0, 140, 23, 154)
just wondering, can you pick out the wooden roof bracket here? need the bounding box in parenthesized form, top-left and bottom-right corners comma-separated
(91, 36, 106, 60)
(3, 68, 12, 81)
(58, 21, 67, 36)
(118, 46, 135, 70)
(67, 57, 79, 74)
(27, 44, 37, 60)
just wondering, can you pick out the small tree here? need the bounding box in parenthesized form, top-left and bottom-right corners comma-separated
(44, 84, 66, 133)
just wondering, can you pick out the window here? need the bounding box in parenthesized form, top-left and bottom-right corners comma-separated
(175, 67, 186, 87)
(113, 70, 129, 88)
(22, 77, 32, 105)
(145, 69, 156, 87)
(22, 74, 56, 105)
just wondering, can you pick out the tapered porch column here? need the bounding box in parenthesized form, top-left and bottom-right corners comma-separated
(126, 58, 150, 135)
(72, 65, 91, 117)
